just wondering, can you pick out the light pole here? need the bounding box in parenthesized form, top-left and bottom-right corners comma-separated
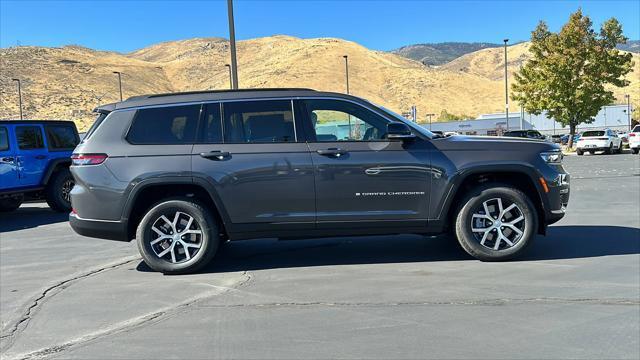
(426, 113, 435, 130)
(343, 55, 350, 94)
(625, 94, 631, 131)
(225, 64, 232, 89)
(503, 38, 509, 130)
(11, 78, 23, 120)
(227, 0, 239, 89)
(112, 71, 123, 101)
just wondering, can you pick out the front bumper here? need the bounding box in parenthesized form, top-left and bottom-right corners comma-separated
(544, 172, 570, 226)
(69, 213, 130, 241)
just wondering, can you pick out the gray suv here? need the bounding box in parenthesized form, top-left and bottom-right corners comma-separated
(69, 89, 570, 274)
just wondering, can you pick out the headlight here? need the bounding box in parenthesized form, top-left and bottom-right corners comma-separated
(540, 151, 563, 164)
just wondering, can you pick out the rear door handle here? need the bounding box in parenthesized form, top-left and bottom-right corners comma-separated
(200, 151, 230, 160)
(1, 157, 15, 163)
(35, 155, 47, 160)
(316, 148, 348, 157)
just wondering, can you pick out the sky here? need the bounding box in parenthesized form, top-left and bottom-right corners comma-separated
(1, 0, 639, 52)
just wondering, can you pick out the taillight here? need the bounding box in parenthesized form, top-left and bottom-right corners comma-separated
(71, 153, 108, 166)
(630, 133, 636, 137)
(597, 137, 609, 140)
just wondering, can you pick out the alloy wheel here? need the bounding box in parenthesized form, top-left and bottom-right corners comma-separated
(149, 211, 203, 263)
(470, 197, 526, 251)
(61, 179, 74, 203)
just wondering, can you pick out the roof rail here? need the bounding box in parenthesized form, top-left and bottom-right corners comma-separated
(125, 88, 317, 101)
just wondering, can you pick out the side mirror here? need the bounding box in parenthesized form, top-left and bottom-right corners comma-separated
(386, 122, 416, 141)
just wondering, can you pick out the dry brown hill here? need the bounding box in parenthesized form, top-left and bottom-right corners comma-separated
(1, 36, 637, 131)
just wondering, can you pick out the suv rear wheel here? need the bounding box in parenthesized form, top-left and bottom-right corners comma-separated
(455, 184, 537, 261)
(45, 168, 74, 212)
(136, 198, 219, 274)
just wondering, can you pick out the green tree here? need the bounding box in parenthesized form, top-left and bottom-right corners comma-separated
(512, 9, 633, 147)
(438, 109, 474, 121)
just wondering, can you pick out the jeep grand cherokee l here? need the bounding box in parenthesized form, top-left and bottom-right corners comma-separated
(69, 89, 570, 274)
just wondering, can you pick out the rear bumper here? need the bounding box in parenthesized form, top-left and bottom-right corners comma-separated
(69, 213, 130, 241)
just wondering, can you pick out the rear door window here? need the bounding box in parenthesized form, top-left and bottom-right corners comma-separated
(45, 125, 79, 150)
(198, 103, 223, 143)
(0, 127, 8, 151)
(16, 126, 44, 150)
(127, 105, 200, 144)
(222, 100, 295, 143)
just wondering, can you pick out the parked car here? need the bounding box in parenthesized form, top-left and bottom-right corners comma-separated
(575, 129, 623, 155)
(550, 134, 563, 143)
(0, 120, 79, 212)
(69, 88, 570, 274)
(629, 125, 640, 154)
(503, 130, 547, 141)
(560, 133, 581, 145)
(444, 131, 459, 137)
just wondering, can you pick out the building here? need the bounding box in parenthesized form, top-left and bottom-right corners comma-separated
(425, 104, 634, 136)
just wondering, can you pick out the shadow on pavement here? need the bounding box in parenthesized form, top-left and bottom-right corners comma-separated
(0, 203, 68, 233)
(136, 225, 640, 274)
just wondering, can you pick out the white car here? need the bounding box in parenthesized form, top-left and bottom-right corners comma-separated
(575, 129, 623, 155)
(629, 125, 640, 154)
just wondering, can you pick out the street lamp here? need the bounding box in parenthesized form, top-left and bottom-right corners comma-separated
(11, 78, 23, 120)
(625, 94, 631, 131)
(426, 113, 435, 130)
(225, 64, 232, 89)
(227, 0, 239, 89)
(112, 71, 123, 101)
(503, 38, 509, 130)
(343, 55, 350, 94)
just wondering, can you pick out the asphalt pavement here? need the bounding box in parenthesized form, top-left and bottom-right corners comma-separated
(1, 153, 639, 360)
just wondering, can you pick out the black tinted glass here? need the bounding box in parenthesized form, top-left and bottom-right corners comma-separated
(16, 126, 44, 149)
(0, 127, 8, 151)
(582, 131, 605, 137)
(128, 105, 200, 144)
(200, 104, 222, 143)
(46, 125, 79, 150)
(223, 100, 295, 143)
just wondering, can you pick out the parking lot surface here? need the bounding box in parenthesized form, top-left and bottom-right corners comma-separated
(1, 154, 639, 360)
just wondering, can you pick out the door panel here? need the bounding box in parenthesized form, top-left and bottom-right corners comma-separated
(192, 101, 315, 230)
(0, 125, 19, 190)
(301, 99, 432, 224)
(308, 141, 431, 223)
(15, 125, 48, 187)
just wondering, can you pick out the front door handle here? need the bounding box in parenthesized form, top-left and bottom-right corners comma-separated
(200, 151, 230, 161)
(1, 157, 15, 163)
(316, 148, 348, 157)
(35, 155, 47, 160)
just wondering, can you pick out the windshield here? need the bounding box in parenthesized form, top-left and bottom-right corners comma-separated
(374, 104, 439, 138)
(582, 131, 605, 137)
(633, 125, 640, 133)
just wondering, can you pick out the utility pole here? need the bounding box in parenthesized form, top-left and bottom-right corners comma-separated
(11, 78, 23, 120)
(625, 94, 632, 131)
(503, 38, 509, 131)
(227, 0, 239, 89)
(225, 64, 232, 89)
(343, 55, 350, 94)
(426, 113, 435, 130)
(112, 71, 123, 101)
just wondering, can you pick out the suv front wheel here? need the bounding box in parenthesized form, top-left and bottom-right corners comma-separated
(136, 198, 219, 274)
(455, 184, 538, 261)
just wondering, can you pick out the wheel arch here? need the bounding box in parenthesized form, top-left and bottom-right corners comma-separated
(42, 158, 71, 185)
(440, 165, 548, 235)
(123, 177, 230, 241)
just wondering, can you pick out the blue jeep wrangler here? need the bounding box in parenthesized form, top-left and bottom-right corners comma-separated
(0, 120, 80, 212)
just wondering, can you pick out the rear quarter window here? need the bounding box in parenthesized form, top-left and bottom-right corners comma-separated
(46, 125, 79, 150)
(0, 127, 8, 151)
(127, 105, 200, 145)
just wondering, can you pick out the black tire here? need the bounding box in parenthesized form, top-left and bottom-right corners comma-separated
(45, 168, 74, 212)
(604, 143, 613, 154)
(576, 149, 583, 155)
(454, 184, 538, 261)
(136, 198, 219, 274)
(0, 195, 24, 212)
(632, 148, 639, 155)
(617, 143, 623, 154)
